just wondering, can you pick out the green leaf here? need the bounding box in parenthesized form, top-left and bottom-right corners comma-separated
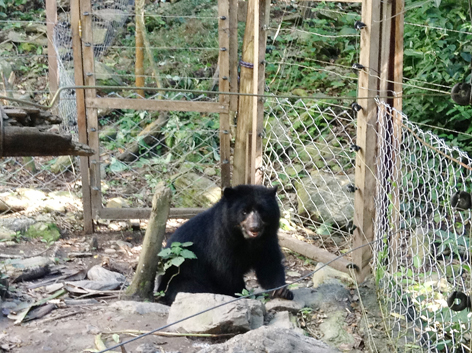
(181, 241, 193, 247)
(180, 249, 197, 259)
(412, 255, 422, 269)
(158, 248, 172, 258)
(169, 256, 185, 268)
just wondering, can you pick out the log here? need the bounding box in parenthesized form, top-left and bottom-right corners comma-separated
(125, 182, 171, 300)
(2, 126, 94, 156)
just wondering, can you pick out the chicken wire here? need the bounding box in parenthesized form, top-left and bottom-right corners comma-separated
(374, 99, 472, 352)
(262, 96, 357, 254)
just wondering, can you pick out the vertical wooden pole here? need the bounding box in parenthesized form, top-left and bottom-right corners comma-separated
(249, 0, 259, 185)
(46, 0, 58, 98)
(233, 0, 267, 186)
(232, 0, 257, 186)
(254, 0, 270, 185)
(71, 0, 93, 233)
(218, 0, 231, 189)
(228, 0, 239, 139)
(352, 0, 381, 282)
(393, 0, 404, 112)
(80, 0, 102, 220)
(135, 0, 145, 98)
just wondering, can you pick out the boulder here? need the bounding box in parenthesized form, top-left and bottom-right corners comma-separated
(296, 171, 354, 229)
(197, 326, 339, 353)
(167, 292, 265, 333)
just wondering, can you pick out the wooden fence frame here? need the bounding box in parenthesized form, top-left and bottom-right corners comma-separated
(65, 0, 404, 280)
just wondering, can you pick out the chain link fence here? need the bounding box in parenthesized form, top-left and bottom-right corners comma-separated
(374, 99, 472, 352)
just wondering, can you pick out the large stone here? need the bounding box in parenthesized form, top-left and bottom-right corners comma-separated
(318, 310, 356, 348)
(173, 173, 221, 208)
(24, 222, 61, 243)
(197, 326, 339, 353)
(110, 301, 169, 316)
(312, 263, 355, 288)
(296, 171, 354, 228)
(293, 286, 351, 311)
(0, 217, 35, 232)
(167, 293, 265, 334)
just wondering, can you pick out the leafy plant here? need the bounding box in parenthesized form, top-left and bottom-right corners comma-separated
(155, 241, 197, 298)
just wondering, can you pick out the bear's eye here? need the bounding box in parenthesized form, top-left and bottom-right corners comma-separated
(241, 209, 249, 216)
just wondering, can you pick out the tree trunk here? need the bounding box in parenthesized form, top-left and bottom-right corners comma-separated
(125, 183, 171, 300)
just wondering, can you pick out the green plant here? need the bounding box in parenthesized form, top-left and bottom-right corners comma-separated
(156, 241, 197, 296)
(235, 288, 269, 302)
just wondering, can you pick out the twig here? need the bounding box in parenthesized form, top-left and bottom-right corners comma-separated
(0, 253, 22, 259)
(39, 310, 83, 324)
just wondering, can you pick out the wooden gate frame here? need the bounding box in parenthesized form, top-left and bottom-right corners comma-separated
(70, 0, 235, 233)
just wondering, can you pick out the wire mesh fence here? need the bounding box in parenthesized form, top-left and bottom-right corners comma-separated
(262, 96, 357, 255)
(374, 99, 472, 352)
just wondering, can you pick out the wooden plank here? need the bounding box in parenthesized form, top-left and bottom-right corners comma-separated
(278, 234, 353, 275)
(135, 0, 145, 98)
(87, 97, 228, 113)
(229, 0, 239, 121)
(46, 0, 58, 96)
(393, 0, 404, 111)
(250, 0, 259, 185)
(80, 0, 102, 219)
(218, 0, 231, 189)
(97, 207, 204, 220)
(233, 0, 257, 186)
(254, 0, 270, 185)
(352, 0, 381, 282)
(71, 0, 93, 233)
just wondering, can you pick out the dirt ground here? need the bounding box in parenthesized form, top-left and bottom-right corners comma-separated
(0, 220, 388, 353)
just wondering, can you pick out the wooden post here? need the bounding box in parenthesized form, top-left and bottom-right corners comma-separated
(46, 0, 58, 97)
(135, 0, 145, 98)
(254, 0, 270, 185)
(218, 0, 231, 189)
(80, 0, 102, 220)
(126, 184, 171, 300)
(352, 0, 381, 282)
(71, 0, 93, 233)
(228, 0, 239, 149)
(232, 0, 267, 186)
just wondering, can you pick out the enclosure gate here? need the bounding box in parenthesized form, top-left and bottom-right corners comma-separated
(71, 0, 235, 233)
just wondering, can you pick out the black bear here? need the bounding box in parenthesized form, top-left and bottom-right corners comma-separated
(157, 184, 293, 305)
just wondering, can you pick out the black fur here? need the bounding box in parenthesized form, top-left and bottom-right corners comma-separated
(157, 185, 293, 305)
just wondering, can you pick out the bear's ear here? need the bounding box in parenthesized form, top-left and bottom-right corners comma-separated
(269, 186, 278, 195)
(223, 187, 236, 199)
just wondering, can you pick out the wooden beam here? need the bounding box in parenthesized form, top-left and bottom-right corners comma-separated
(218, 0, 231, 189)
(80, 0, 102, 221)
(46, 0, 58, 96)
(352, 0, 381, 282)
(97, 207, 204, 220)
(87, 97, 228, 113)
(254, 0, 270, 185)
(135, 0, 145, 98)
(278, 234, 353, 275)
(250, 0, 259, 185)
(233, 0, 257, 186)
(71, 0, 93, 233)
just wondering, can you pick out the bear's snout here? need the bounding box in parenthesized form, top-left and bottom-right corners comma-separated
(241, 211, 263, 239)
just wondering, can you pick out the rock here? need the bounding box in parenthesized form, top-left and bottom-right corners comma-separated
(4, 256, 54, 277)
(0, 226, 15, 240)
(203, 167, 217, 176)
(197, 326, 339, 353)
(43, 199, 67, 213)
(267, 311, 304, 335)
(87, 265, 126, 284)
(292, 286, 351, 311)
(265, 298, 304, 313)
(173, 173, 221, 207)
(318, 310, 356, 348)
(0, 194, 29, 212)
(312, 263, 355, 288)
(50, 156, 73, 174)
(17, 188, 47, 201)
(0, 217, 35, 232)
(94, 62, 123, 86)
(135, 343, 158, 353)
(24, 222, 61, 243)
(167, 293, 265, 333)
(292, 88, 308, 97)
(106, 197, 129, 208)
(110, 301, 169, 316)
(296, 171, 354, 229)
